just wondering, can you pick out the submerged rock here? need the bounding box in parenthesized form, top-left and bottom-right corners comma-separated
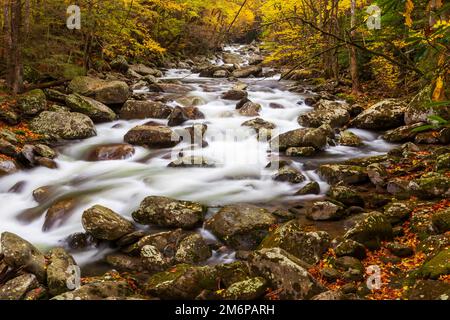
(205, 204, 277, 250)
(82, 205, 135, 241)
(132, 196, 206, 229)
(30, 111, 96, 140)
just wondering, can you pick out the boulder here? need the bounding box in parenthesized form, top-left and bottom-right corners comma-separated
(328, 185, 364, 207)
(30, 111, 96, 140)
(241, 118, 276, 133)
(119, 100, 171, 119)
(175, 96, 205, 108)
(306, 201, 345, 221)
(404, 279, 450, 300)
(0, 159, 18, 176)
(295, 181, 321, 195)
(132, 196, 206, 229)
(65, 94, 116, 122)
(338, 130, 363, 147)
(220, 277, 267, 300)
(0, 273, 39, 300)
(382, 123, 423, 143)
(273, 166, 306, 184)
(129, 64, 162, 77)
(52, 281, 132, 300)
(259, 220, 330, 264)
(248, 248, 326, 300)
(408, 172, 450, 199)
(110, 55, 129, 73)
(0, 232, 47, 281)
(298, 100, 350, 128)
(174, 233, 212, 264)
(432, 208, 450, 233)
(344, 212, 393, 250)
(124, 125, 180, 148)
(350, 99, 407, 130)
(46, 248, 78, 296)
(168, 106, 189, 126)
(87, 143, 135, 161)
(205, 204, 277, 250)
(286, 147, 316, 157)
(232, 65, 262, 78)
(82, 205, 135, 240)
(334, 239, 366, 260)
(168, 156, 215, 168)
(222, 89, 248, 100)
(318, 164, 368, 185)
(386, 242, 414, 257)
(69, 76, 129, 105)
(140, 245, 169, 272)
(382, 201, 414, 225)
(17, 89, 46, 116)
(222, 52, 243, 64)
(238, 102, 261, 117)
(419, 248, 450, 279)
(271, 125, 330, 151)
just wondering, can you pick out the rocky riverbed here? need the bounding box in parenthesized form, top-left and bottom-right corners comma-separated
(0, 44, 449, 300)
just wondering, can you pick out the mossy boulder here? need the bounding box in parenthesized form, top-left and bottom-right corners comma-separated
(318, 164, 368, 185)
(132, 196, 206, 229)
(17, 89, 46, 116)
(382, 123, 423, 143)
(419, 248, 450, 279)
(68, 76, 129, 105)
(432, 208, 450, 233)
(334, 239, 366, 259)
(259, 220, 330, 264)
(350, 99, 406, 130)
(436, 153, 450, 171)
(344, 212, 393, 250)
(248, 247, 326, 300)
(271, 125, 330, 151)
(306, 201, 345, 221)
(338, 130, 363, 147)
(382, 201, 414, 225)
(298, 100, 350, 128)
(30, 111, 96, 140)
(52, 281, 133, 300)
(46, 248, 78, 296)
(273, 166, 306, 184)
(65, 94, 116, 122)
(205, 204, 277, 250)
(295, 181, 321, 195)
(0, 273, 39, 300)
(327, 185, 364, 207)
(120, 100, 172, 120)
(404, 279, 450, 300)
(0, 232, 47, 282)
(408, 172, 450, 199)
(286, 146, 316, 157)
(220, 277, 268, 300)
(82, 205, 135, 240)
(174, 233, 212, 264)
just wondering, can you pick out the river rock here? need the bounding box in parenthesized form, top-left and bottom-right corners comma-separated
(68, 76, 129, 105)
(43, 198, 77, 231)
(404, 101, 450, 125)
(334, 239, 366, 259)
(119, 100, 172, 119)
(129, 64, 162, 77)
(271, 126, 329, 151)
(432, 208, 450, 233)
(175, 96, 205, 108)
(222, 52, 243, 64)
(174, 233, 212, 264)
(124, 125, 180, 148)
(238, 102, 261, 117)
(259, 220, 330, 264)
(52, 280, 132, 300)
(338, 130, 363, 147)
(0, 159, 18, 176)
(295, 181, 321, 195)
(168, 106, 189, 126)
(220, 277, 267, 300)
(408, 172, 450, 199)
(105, 253, 145, 272)
(318, 164, 368, 185)
(307, 201, 345, 221)
(286, 147, 316, 157)
(168, 156, 215, 168)
(205, 204, 277, 250)
(386, 242, 414, 257)
(158, 83, 193, 94)
(419, 248, 450, 279)
(344, 212, 393, 250)
(122, 229, 188, 256)
(30, 111, 96, 140)
(328, 185, 364, 207)
(46, 248, 78, 296)
(87, 143, 135, 161)
(367, 163, 389, 188)
(241, 118, 276, 133)
(382, 123, 423, 143)
(404, 279, 450, 300)
(16, 89, 46, 116)
(382, 201, 414, 225)
(0, 232, 47, 281)
(65, 94, 116, 122)
(232, 65, 262, 78)
(82, 205, 135, 240)
(333, 256, 364, 281)
(0, 273, 39, 300)
(298, 99, 350, 128)
(110, 55, 129, 73)
(273, 166, 306, 184)
(140, 245, 169, 272)
(222, 89, 248, 100)
(132, 196, 206, 229)
(248, 247, 326, 300)
(350, 99, 407, 130)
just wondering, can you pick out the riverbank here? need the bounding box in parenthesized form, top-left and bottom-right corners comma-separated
(0, 44, 449, 300)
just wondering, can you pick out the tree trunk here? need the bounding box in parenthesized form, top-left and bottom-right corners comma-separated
(6, 0, 23, 94)
(349, 0, 360, 95)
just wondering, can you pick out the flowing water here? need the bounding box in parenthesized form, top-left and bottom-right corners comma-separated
(0, 46, 396, 266)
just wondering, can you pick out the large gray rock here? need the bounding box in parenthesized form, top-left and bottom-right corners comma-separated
(205, 204, 277, 250)
(232, 65, 262, 78)
(30, 111, 96, 140)
(124, 125, 180, 148)
(82, 205, 135, 240)
(344, 212, 393, 250)
(0, 232, 47, 281)
(174, 233, 212, 264)
(119, 100, 172, 120)
(65, 94, 116, 122)
(350, 99, 407, 130)
(248, 248, 326, 300)
(132, 196, 206, 229)
(307, 201, 345, 221)
(69, 76, 130, 105)
(271, 125, 330, 151)
(129, 64, 162, 77)
(298, 100, 350, 128)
